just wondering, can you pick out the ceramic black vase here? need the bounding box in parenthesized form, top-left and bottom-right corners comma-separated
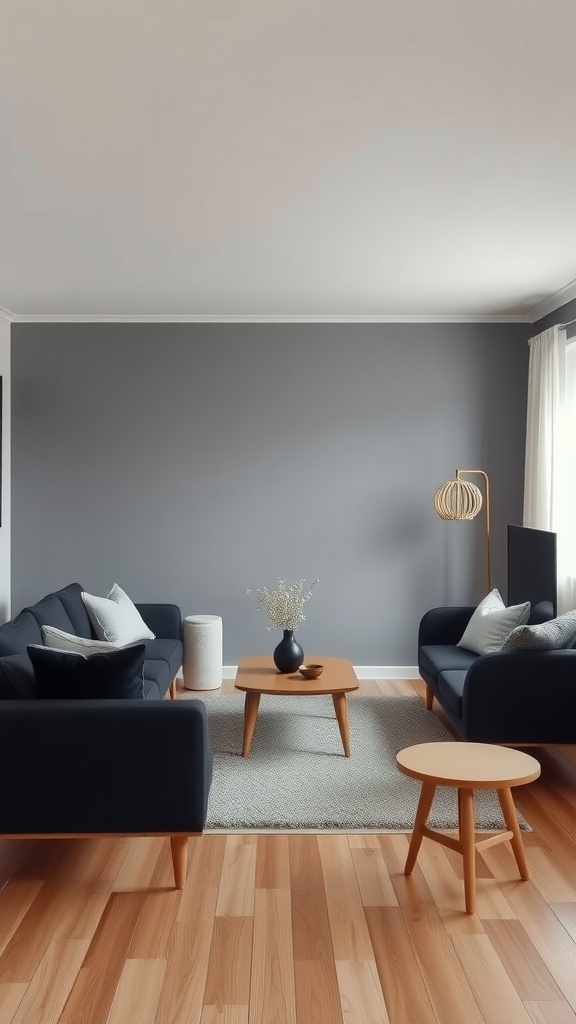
(273, 630, 304, 673)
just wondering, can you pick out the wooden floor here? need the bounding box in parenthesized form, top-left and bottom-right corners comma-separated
(2, 678, 576, 1024)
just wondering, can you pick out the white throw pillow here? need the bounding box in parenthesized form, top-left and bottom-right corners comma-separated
(42, 625, 123, 654)
(81, 584, 155, 645)
(457, 588, 530, 655)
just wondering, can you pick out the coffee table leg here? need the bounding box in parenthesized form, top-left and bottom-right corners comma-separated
(405, 782, 436, 875)
(497, 786, 529, 880)
(332, 693, 352, 757)
(242, 692, 261, 757)
(459, 787, 476, 914)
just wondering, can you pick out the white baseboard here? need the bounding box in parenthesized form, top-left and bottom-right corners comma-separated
(353, 666, 420, 679)
(177, 666, 421, 682)
(217, 665, 419, 680)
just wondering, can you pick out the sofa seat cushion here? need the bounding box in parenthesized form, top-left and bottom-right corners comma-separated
(144, 639, 183, 677)
(143, 658, 173, 697)
(419, 644, 478, 685)
(143, 678, 163, 700)
(437, 670, 468, 719)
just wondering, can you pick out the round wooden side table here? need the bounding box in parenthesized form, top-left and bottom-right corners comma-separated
(396, 741, 541, 914)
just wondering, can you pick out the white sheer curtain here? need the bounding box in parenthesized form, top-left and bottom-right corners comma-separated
(523, 325, 576, 612)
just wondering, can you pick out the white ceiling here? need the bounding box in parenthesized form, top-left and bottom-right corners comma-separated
(2, 0, 576, 321)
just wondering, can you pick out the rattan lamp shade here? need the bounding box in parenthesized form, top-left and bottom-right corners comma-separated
(433, 479, 483, 521)
(433, 468, 491, 591)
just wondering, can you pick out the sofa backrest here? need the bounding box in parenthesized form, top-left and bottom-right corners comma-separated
(25, 593, 77, 635)
(528, 600, 555, 626)
(0, 654, 38, 699)
(0, 610, 43, 657)
(51, 583, 95, 638)
(0, 582, 94, 659)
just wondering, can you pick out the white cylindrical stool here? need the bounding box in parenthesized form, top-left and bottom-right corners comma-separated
(183, 615, 223, 690)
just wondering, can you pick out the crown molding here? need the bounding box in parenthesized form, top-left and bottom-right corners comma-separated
(528, 276, 576, 324)
(0, 306, 14, 322)
(10, 312, 531, 324)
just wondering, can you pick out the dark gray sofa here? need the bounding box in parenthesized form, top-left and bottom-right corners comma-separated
(0, 582, 213, 887)
(417, 600, 576, 744)
(0, 582, 183, 701)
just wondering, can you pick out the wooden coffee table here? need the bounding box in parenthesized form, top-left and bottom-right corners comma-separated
(234, 655, 359, 757)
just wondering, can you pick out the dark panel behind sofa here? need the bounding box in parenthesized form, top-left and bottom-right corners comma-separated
(508, 524, 557, 616)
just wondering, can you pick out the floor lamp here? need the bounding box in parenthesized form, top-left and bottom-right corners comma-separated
(433, 469, 492, 592)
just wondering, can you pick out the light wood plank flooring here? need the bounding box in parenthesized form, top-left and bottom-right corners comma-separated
(1, 677, 576, 1023)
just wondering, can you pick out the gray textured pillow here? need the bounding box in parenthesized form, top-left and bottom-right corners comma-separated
(500, 610, 576, 652)
(457, 588, 531, 655)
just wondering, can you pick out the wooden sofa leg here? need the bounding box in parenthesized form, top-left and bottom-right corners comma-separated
(425, 684, 434, 710)
(170, 678, 178, 700)
(170, 836, 189, 888)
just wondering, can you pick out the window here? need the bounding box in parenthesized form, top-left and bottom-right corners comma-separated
(523, 326, 576, 611)
(565, 340, 576, 578)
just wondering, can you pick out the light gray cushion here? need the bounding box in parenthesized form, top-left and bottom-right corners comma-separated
(500, 610, 576, 652)
(81, 584, 155, 644)
(457, 588, 530, 655)
(42, 625, 123, 654)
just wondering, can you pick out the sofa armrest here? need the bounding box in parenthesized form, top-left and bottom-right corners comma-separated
(462, 649, 576, 743)
(136, 603, 182, 641)
(418, 607, 476, 647)
(0, 699, 212, 835)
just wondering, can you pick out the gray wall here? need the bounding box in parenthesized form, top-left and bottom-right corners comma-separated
(11, 322, 530, 664)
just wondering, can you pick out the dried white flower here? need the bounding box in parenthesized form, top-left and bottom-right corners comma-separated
(247, 578, 319, 631)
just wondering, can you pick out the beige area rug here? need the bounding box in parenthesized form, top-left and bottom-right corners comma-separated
(178, 691, 531, 833)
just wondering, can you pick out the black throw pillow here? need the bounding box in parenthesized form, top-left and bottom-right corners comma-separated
(27, 643, 146, 700)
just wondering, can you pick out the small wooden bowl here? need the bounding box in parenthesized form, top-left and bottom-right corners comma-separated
(299, 663, 324, 680)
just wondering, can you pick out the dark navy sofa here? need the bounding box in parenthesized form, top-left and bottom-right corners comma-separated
(0, 582, 213, 887)
(417, 600, 576, 744)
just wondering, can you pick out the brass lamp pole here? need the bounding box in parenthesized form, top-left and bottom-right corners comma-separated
(433, 469, 491, 592)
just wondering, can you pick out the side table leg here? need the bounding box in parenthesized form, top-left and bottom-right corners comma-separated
(459, 787, 476, 914)
(242, 692, 261, 757)
(332, 693, 352, 757)
(497, 786, 529, 880)
(405, 782, 436, 875)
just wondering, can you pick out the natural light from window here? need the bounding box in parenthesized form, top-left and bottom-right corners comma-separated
(566, 339, 576, 579)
